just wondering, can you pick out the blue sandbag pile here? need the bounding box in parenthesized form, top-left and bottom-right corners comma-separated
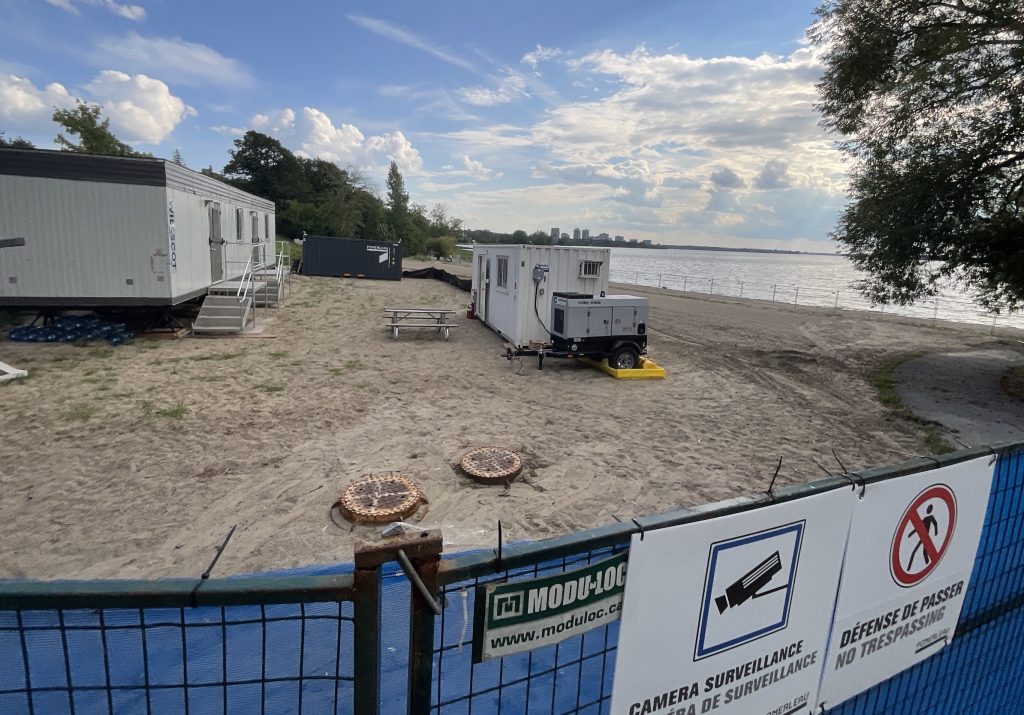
(7, 315, 134, 346)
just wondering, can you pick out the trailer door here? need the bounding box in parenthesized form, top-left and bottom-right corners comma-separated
(208, 202, 224, 282)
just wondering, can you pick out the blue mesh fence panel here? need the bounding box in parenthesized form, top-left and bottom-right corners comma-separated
(0, 567, 357, 715)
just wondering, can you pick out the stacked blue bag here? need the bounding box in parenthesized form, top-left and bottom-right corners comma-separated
(7, 315, 134, 346)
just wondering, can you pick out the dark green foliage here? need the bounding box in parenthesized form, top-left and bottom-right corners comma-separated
(425, 235, 456, 259)
(813, 0, 1024, 309)
(0, 131, 34, 148)
(52, 102, 139, 157)
(224, 131, 310, 202)
(171, 149, 186, 166)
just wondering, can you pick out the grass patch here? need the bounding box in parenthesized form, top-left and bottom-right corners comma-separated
(868, 352, 955, 454)
(1000, 365, 1024, 401)
(139, 400, 155, 416)
(198, 375, 226, 383)
(328, 367, 344, 376)
(156, 401, 189, 419)
(270, 350, 289, 359)
(343, 359, 364, 370)
(259, 383, 285, 393)
(193, 351, 245, 361)
(66, 403, 96, 421)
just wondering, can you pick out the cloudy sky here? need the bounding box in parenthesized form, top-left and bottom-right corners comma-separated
(0, 0, 847, 250)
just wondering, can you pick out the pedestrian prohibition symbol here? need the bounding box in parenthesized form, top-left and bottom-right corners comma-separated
(890, 484, 957, 587)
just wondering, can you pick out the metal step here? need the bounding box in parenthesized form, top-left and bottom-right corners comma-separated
(208, 280, 268, 295)
(194, 315, 247, 328)
(201, 305, 246, 317)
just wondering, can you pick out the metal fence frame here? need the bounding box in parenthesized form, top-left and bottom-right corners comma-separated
(1, 442, 1022, 715)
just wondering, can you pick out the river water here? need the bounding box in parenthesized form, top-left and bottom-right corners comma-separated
(607, 247, 1024, 331)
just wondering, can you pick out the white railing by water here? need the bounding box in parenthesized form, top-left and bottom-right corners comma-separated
(613, 270, 1024, 333)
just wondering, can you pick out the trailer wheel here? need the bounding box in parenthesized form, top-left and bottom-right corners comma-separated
(610, 344, 640, 370)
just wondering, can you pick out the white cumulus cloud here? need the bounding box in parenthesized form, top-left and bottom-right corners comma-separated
(0, 75, 72, 126)
(85, 70, 195, 144)
(251, 108, 295, 134)
(297, 107, 424, 176)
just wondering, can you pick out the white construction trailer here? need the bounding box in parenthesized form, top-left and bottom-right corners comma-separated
(0, 148, 285, 332)
(471, 244, 611, 348)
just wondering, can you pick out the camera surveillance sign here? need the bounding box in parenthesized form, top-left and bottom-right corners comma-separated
(610, 493, 852, 715)
(474, 552, 627, 662)
(697, 522, 803, 660)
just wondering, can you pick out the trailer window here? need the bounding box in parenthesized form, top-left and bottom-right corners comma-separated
(264, 214, 270, 239)
(580, 260, 603, 278)
(251, 212, 259, 243)
(496, 256, 509, 290)
(235, 208, 244, 241)
(208, 203, 222, 242)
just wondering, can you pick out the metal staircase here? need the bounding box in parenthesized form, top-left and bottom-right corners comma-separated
(192, 242, 291, 335)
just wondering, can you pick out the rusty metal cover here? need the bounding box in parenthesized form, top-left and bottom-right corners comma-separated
(459, 447, 523, 484)
(337, 474, 424, 524)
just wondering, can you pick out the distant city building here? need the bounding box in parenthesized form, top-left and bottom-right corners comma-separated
(598, 232, 610, 240)
(614, 235, 625, 243)
(641, 239, 652, 247)
(561, 232, 569, 240)
(573, 228, 581, 241)
(550, 227, 559, 240)
(628, 238, 638, 245)
(582, 229, 590, 240)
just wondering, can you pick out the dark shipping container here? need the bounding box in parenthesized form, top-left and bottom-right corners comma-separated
(301, 236, 403, 281)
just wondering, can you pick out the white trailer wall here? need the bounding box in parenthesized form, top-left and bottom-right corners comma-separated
(472, 245, 611, 347)
(0, 174, 169, 304)
(0, 149, 276, 307)
(164, 163, 275, 303)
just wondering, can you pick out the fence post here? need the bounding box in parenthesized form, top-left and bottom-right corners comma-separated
(353, 548, 383, 715)
(405, 531, 444, 715)
(771, 284, 777, 302)
(739, 281, 744, 299)
(709, 278, 714, 295)
(658, 274, 663, 288)
(794, 286, 799, 305)
(933, 298, 939, 321)
(683, 276, 688, 292)
(634, 271, 639, 285)
(833, 291, 839, 310)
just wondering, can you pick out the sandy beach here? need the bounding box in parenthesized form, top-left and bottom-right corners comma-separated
(1, 260, 1020, 580)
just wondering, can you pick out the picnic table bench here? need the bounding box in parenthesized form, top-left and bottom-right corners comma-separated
(384, 307, 458, 341)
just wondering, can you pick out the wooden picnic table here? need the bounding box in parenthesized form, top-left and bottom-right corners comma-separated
(383, 307, 458, 341)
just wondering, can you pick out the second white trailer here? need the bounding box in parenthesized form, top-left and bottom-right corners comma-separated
(471, 244, 611, 348)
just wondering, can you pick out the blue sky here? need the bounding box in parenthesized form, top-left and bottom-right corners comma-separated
(0, 0, 847, 250)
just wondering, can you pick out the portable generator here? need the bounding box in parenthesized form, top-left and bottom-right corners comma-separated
(548, 292, 649, 369)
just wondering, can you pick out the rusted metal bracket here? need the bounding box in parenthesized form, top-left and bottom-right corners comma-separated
(354, 529, 443, 569)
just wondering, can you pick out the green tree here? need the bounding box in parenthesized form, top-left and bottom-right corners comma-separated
(511, 229, 528, 244)
(52, 102, 137, 156)
(425, 235, 456, 259)
(813, 0, 1024, 309)
(223, 131, 309, 201)
(385, 160, 409, 215)
(0, 131, 34, 148)
(171, 149, 186, 166)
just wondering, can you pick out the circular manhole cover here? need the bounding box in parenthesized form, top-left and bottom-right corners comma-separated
(337, 473, 424, 524)
(460, 447, 523, 484)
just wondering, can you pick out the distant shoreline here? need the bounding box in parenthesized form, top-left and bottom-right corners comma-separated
(458, 241, 840, 257)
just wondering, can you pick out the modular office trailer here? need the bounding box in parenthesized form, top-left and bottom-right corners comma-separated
(471, 244, 611, 348)
(0, 148, 276, 308)
(301, 236, 402, 280)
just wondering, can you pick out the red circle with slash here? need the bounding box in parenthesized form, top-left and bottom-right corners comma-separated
(890, 484, 957, 587)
